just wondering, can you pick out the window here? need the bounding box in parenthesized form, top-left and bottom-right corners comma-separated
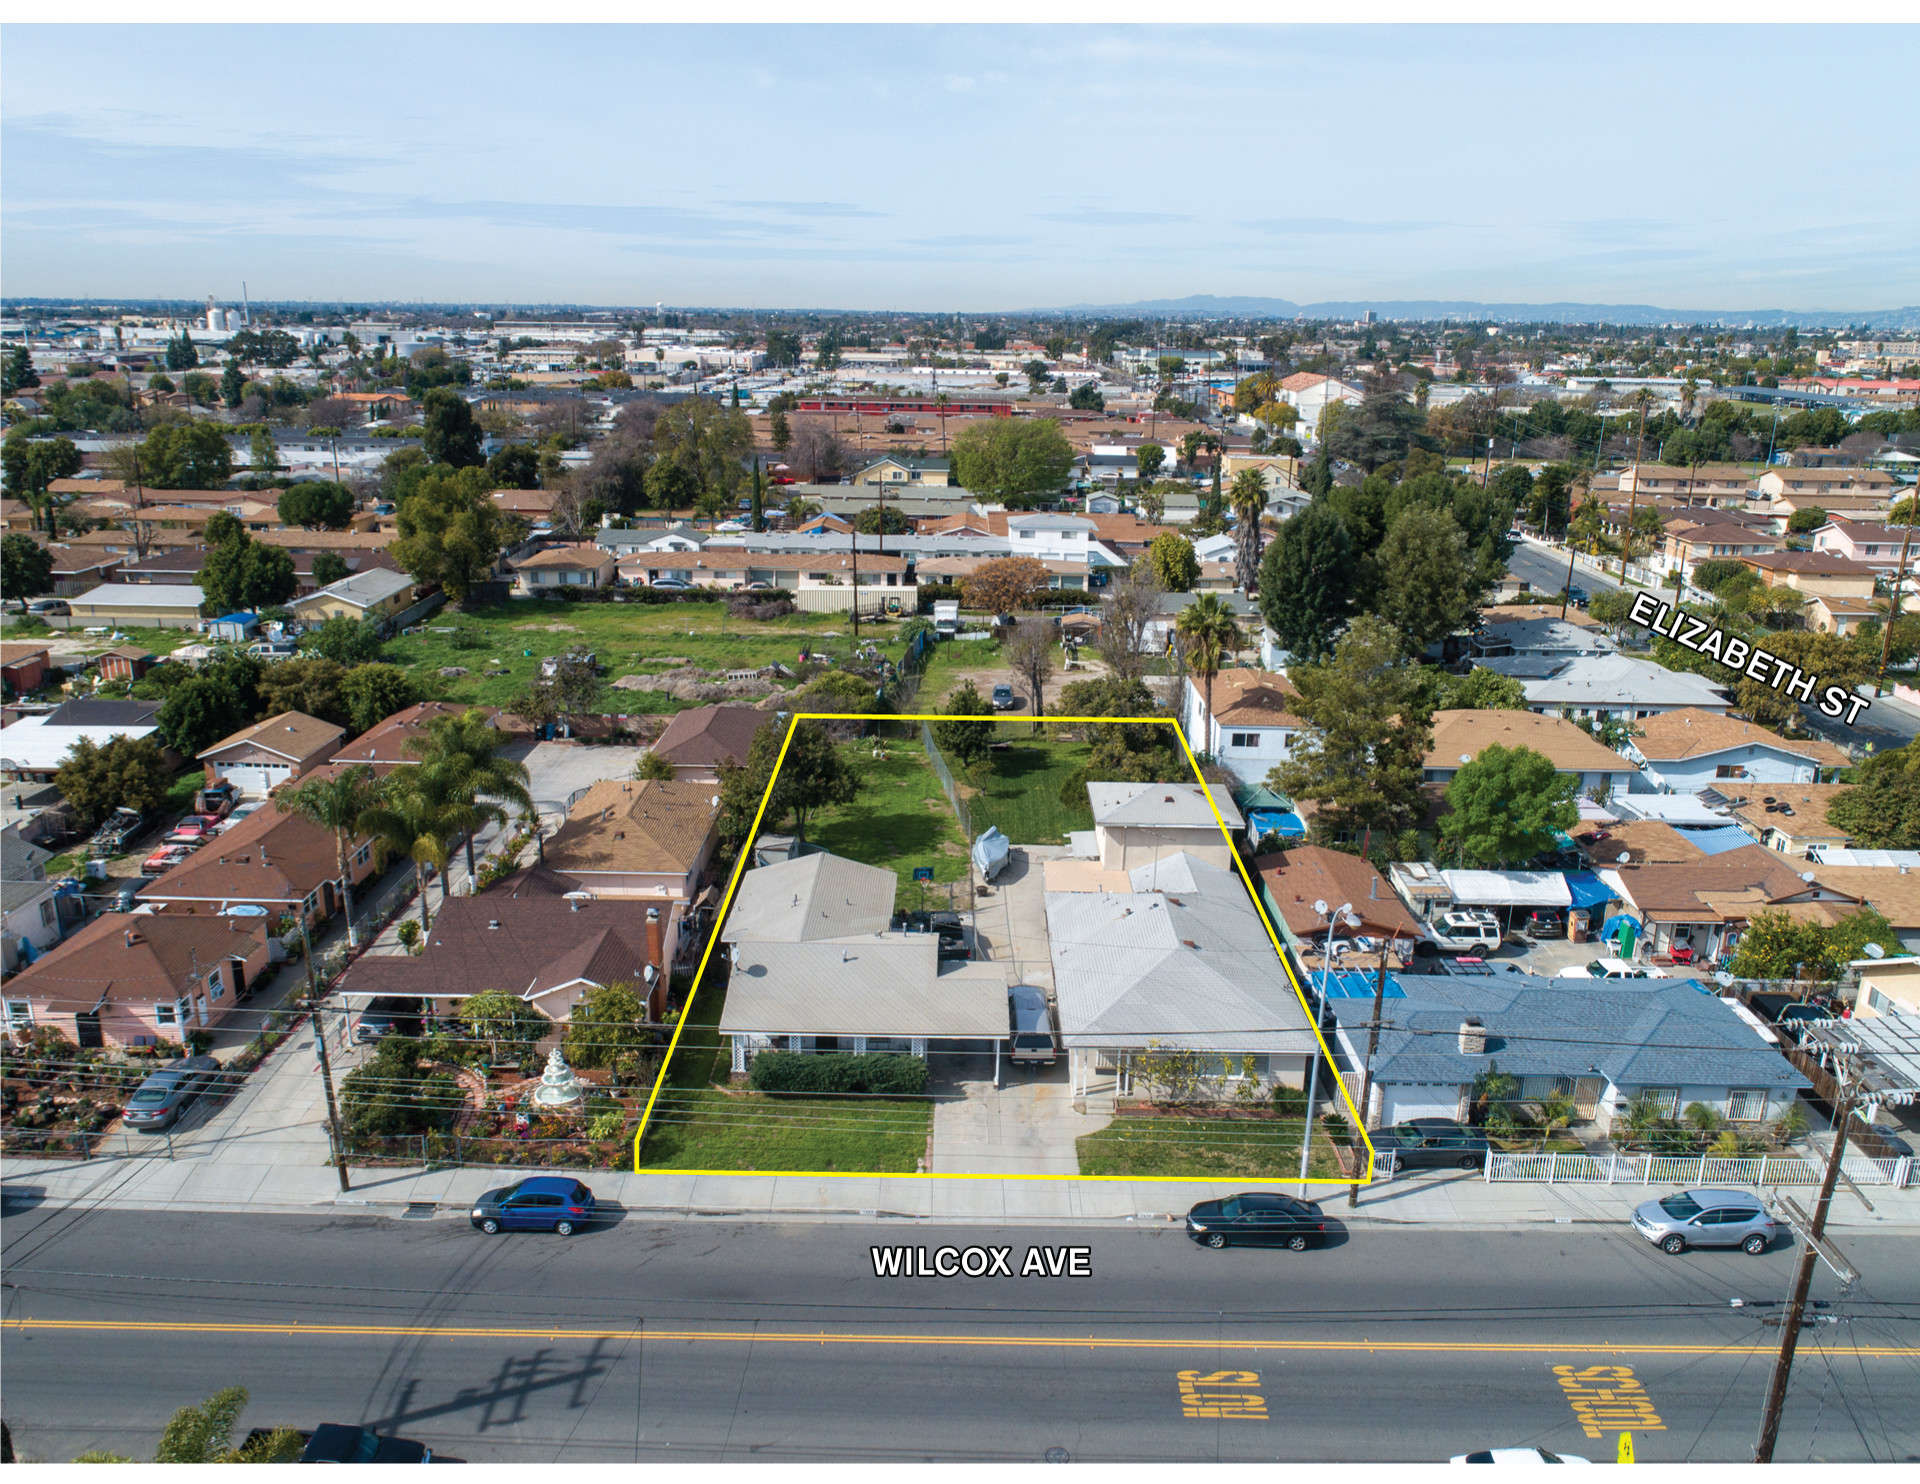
(1230, 733, 1260, 749)
(4, 1000, 32, 1029)
(207, 970, 225, 1001)
(154, 1002, 178, 1027)
(1725, 1088, 1767, 1122)
(354, 843, 372, 868)
(39, 900, 57, 928)
(1639, 1087, 1680, 1118)
(1715, 765, 1748, 779)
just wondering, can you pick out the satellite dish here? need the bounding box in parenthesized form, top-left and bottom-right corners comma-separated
(1864, 942, 1886, 959)
(1616, 851, 1631, 864)
(711, 795, 721, 807)
(1714, 971, 1734, 987)
(1339, 902, 1354, 916)
(1800, 871, 1816, 883)
(1313, 899, 1329, 916)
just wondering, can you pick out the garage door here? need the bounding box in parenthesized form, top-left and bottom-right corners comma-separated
(1378, 1085, 1463, 1123)
(222, 763, 291, 799)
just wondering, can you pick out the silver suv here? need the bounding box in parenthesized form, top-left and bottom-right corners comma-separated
(1630, 1188, 1774, 1255)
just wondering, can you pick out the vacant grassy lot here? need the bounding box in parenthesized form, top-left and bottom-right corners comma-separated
(965, 735, 1096, 847)
(379, 598, 921, 713)
(806, 739, 970, 899)
(1077, 1111, 1344, 1179)
(637, 1088, 931, 1172)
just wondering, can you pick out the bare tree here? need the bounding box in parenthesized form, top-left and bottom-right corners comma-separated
(1003, 616, 1057, 719)
(532, 397, 594, 443)
(1100, 563, 1165, 684)
(305, 396, 360, 434)
(614, 399, 664, 442)
(787, 418, 847, 483)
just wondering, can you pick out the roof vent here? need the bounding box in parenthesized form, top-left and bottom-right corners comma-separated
(1458, 1018, 1487, 1055)
(488, 919, 501, 930)
(124, 929, 139, 947)
(614, 831, 625, 840)
(646, 906, 661, 922)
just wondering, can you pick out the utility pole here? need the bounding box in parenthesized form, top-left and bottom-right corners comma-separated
(300, 912, 351, 1193)
(850, 527, 861, 640)
(1619, 394, 1651, 582)
(1347, 929, 1398, 1208)
(1752, 1065, 1859, 1463)
(1875, 494, 1919, 696)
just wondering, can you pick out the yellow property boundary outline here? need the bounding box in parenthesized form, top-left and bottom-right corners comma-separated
(633, 713, 1376, 1184)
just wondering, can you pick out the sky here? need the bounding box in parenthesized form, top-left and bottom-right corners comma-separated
(4, 24, 1917, 314)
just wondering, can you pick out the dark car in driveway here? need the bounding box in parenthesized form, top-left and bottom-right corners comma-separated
(1371, 1119, 1490, 1171)
(298, 1424, 431, 1463)
(1185, 1192, 1326, 1250)
(470, 1176, 598, 1235)
(122, 1055, 222, 1132)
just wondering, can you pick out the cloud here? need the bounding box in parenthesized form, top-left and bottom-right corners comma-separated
(1234, 216, 1441, 237)
(1033, 209, 1193, 228)
(728, 200, 889, 220)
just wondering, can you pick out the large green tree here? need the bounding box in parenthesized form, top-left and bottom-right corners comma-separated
(156, 656, 260, 757)
(1146, 531, 1199, 592)
(1257, 500, 1355, 663)
(1436, 743, 1578, 867)
(197, 528, 296, 614)
(135, 420, 233, 488)
(1372, 505, 1485, 653)
(391, 464, 507, 602)
(949, 417, 1073, 502)
(2, 432, 83, 531)
(340, 662, 422, 734)
(54, 735, 172, 831)
(1271, 614, 1432, 841)
(422, 386, 484, 467)
(277, 480, 355, 529)
(1324, 387, 1426, 471)
(1828, 746, 1920, 849)
(933, 678, 996, 766)
(716, 716, 860, 842)
(1, 532, 54, 599)
(255, 656, 349, 726)
(564, 981, 648, 1068)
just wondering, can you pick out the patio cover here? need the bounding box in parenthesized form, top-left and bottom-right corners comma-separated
(1437, 870, 1572, 909)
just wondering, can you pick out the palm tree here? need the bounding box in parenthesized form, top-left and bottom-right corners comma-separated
(934, 391, 950, 452)
(276, 764, 383, 948)
(405, 710, 535, 886)
(360, 770, 462, 934)
(1228, 468, 1269, 593)
(1174, 592, 1242, 756)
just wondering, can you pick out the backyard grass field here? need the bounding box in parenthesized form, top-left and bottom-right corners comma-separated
(806, 740, 971, 899)
(964, 734, 1096, 846)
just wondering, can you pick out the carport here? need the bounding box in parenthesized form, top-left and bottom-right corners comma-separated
(1437, 869, 1573, 937)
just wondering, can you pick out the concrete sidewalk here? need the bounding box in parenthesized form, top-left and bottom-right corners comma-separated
(8, 1147, 1918, 1232)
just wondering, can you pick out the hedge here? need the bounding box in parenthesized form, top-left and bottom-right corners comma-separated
(747, 1050, 930, 1096)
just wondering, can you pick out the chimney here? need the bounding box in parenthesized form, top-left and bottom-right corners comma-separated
(1458, 1018, 1487, 1056)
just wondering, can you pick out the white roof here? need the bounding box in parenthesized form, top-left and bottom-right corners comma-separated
(1808, 848, 1920, 869)
(1437, 870, 1573, 908)
(0, 716, 161, 772)
(68, 583, 205, 610)
(721, 935, 1008, 1039)
(1087, 781, 1246, 833)
(1520, 654, 1730, 710)
(1610, 794, 1729, 826)
(721, 851, 897, 943)
(290, 567, 413, 611)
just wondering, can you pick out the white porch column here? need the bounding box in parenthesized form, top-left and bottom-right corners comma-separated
(852, 1035, 868, 1054)
(993, 1037, 1001, 1088)
(730, 1037, 746, 1076)
(911, 1037, 927, 1057)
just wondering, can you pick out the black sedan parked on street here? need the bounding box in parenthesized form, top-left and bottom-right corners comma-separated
(1369, 1119, 1491, 1171)
(1185, 1192, 1326, 1250)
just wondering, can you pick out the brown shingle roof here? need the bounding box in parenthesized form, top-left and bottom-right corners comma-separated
(542, 779, 718, 878)
(1609, 843, 1852, 925)
(1580, 819, 1706, 864)
(651, 704, 765, 769)
(1718, 783, 1854, 844)
(1479, 603, 1601, 630)
(139, 804, 359, 907)
(1204, 669, 1306, 728)
(0, 642, 51, 665)
(1629, 708, 1851, 767)
(332, 702, 504, 766)
(1743, 551, 1879, 576)
(1254, 846, 1421, 940)
(5, 913, 270, 1013)
(513, 545, 615, 570)
(1425, 710, 1632, 774)
(1804, 866, 1920, 929)
(197, 710, 345, 764)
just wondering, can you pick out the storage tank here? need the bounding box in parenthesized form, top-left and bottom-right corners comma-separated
(206, 302, 223, 333)
(224, 309, 242, 332)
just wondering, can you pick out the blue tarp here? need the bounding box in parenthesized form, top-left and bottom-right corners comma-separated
(1563, 871, 1615, 912)
(1598, 914, 1641, 941)
(1682, 825, 1762, 857)
(1249, 809, 1307, 840)
(1314, 969, 1407, 1000)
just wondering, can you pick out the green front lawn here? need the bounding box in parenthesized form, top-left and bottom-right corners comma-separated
(1077, 1112, 1344, 1179)
(967, 737, 1095, 847)
(637, 1087, 931, 1172)
(804, 740, 971, 900)
(379, 598, 919, 713)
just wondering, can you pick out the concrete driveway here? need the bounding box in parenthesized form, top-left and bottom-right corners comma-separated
(928, 1052, 1110, 1176)
(970, 843, 1066, 992)
(518, 740, 649, 830)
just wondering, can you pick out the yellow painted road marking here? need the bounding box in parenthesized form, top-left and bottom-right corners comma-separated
(5, 1318, 1917, 1359)
(1179, 1369, 1268, 1419)
(1555, 1365, 1666, 1439)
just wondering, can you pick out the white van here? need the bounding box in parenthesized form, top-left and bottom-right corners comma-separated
(1008, 984, 1057, 1065)
(1426, 910, 1503, 954)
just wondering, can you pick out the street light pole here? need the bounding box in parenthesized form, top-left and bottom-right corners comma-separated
(1301, 899, 1357, 1196)
(1348, 929, 1398, 1209)
(299, 910, 350, 1193)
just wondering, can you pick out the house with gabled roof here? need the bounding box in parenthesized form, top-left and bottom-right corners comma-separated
(1087, 781, 1245, 872)
(196, 710, 344, 799)
(540, 778, 719, 901)
(1180, 669, 1307, 787)
(648, 704, 765, 783)
(1598, 842, 1860, 963)
(1423, 710, 1637, 795)
(1624, 708, 1850, 792)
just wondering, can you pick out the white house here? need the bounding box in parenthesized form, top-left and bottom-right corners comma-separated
(1004, 513, 1130, 570)
(1181, 670, 1307, 787)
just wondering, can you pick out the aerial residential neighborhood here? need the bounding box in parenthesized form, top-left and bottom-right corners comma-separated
(0, 16, 1916, 1474)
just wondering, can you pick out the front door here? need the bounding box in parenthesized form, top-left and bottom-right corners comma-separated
(74, 1011, 103, 1049)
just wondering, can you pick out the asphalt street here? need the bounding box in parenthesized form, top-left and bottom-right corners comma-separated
(3, 1207, 1915, 1463)
(1506, 540, 1624, 602)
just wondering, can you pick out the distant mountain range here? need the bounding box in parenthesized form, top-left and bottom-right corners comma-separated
(1040, 294, 1920, 331)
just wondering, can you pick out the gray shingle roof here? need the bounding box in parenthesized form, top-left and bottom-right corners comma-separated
(1087, 782, 1246, 833)
(721, 851, 896, 943)
(721, 938, 1007, 1039)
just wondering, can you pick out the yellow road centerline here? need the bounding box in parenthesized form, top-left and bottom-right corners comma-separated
(5, 1318, 1916, 1358)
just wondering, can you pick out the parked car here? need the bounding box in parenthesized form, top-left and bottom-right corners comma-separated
(471, 1176, 598, 1235)
(1185, 1192, 1327, 1250)
(651, 578, 693, 591)
(122, 1055, 222, 1132)
(1451, 1448, 1591, 1464)
(1521, 909, 1565, 938)
(297, 1424, 432, 1464)
(990, 683, 1017, 710)
(141, 843, 195, 877)
(1630, 1188, 1775, 1255)
(1371, 1119, 1491, 1172)
(26, 598, 69, 616)
(1556, 958, 1667, 981)
(1007, 983, 1056, 1066)
(1427, 910, 1502, 954)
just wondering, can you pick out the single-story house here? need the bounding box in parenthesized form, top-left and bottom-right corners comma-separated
(1324, 970, 1809, 1134)
(540, 778, 719, 902)
(59, 583, 207, 631)
(1599, 842, 1861, 963)
(1048, 852, 1319, 1102)
(2, 872, 66, 976)
(1086, 780, 1245, 872)
(1718, 783, 1854, 858)
(330, 701, 510, 768)
(1423, 710, 1638, 796)
(0, 644, 52, 697)
(1800, 866, 1920, 957)
(2, 913, 272, 1048)
(0, 699, 168, 784)
(1806, 593, 1885, 637)
(1180, 669, 1307, 787)
(137, 799, 379, 929)
(717, 850, 1010, 1074)
(509, 545, 619, 594)
(286, 566, 417, 623)
(648, 704, 765, 784)
(1254, 845, 1421, 954)
(1739, 551, 1878, 599)
(1624, 708, 1851, 792)
(619, 550, 915, 611)
(335, 866, 672, 1022)
(196, 710, 344, 799)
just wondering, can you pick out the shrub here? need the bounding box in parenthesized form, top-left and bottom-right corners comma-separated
(747, 1051, 929, 1096)
(588, 1106, 628, 1140)
(1271, 1082, 1307, 1117)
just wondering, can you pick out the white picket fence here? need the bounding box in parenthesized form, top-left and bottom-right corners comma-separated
(1486, 1150, 1917, 1188)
